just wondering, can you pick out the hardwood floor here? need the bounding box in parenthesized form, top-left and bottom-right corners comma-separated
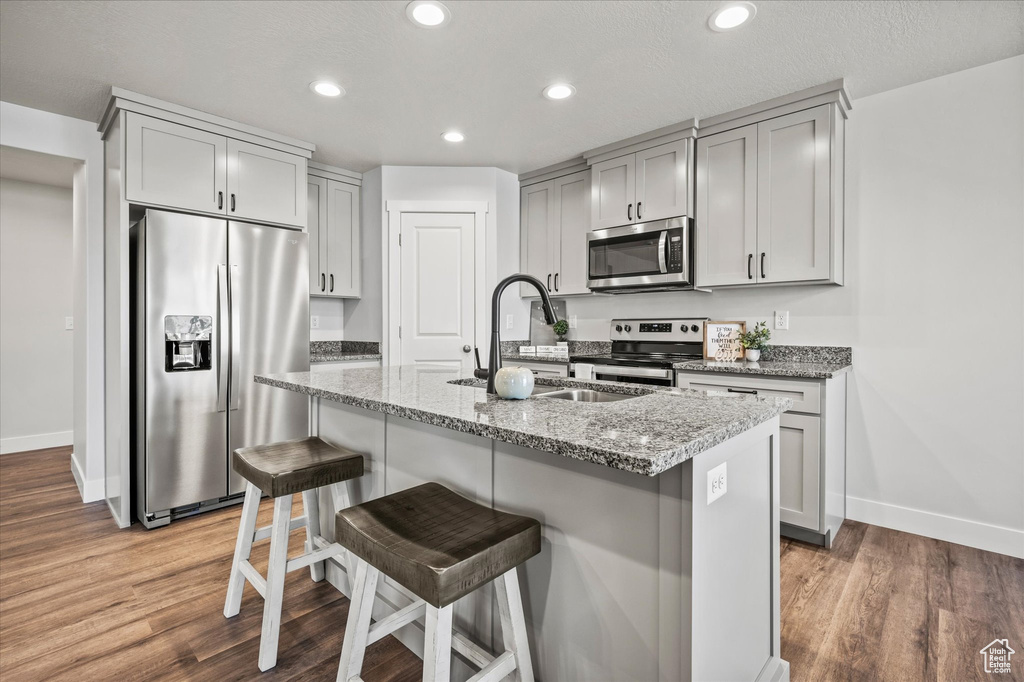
(1, 447, 1021, 681)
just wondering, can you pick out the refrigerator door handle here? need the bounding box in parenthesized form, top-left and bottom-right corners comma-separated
(217, 264, 229, 412)
(229, 264, 241, 411)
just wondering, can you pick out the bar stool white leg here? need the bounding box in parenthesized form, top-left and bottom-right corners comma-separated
(224, 483, 261, 618)
(330, 481, 356, 577)
(423, 604, 454, 682)
(495, 567, 534, 682)
(258, 494, 293, 672)
(336, 558, 380, 682)
(302, 488, 325, 582)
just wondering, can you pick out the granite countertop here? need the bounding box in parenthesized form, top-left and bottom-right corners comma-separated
(311, 352, 383, 363)
(501, 353, 570, 364)
(255, 365, 791, 477)
(673, 345, 852, 380)
(310, 340, 381, 364)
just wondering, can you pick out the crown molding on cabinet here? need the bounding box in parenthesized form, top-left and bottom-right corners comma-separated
(517, 156, 589, 186)
(583, 118, 698, 166)
(697, 79, 851, 138)
(308, 160, 362, 186)
(98, 87, 315, 157)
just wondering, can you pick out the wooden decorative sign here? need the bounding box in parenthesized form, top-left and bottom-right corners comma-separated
(704, 321, 747, 361)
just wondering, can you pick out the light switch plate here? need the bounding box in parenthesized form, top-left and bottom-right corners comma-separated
(506, 314, 514, 329)
(707, 461, 727, 505)
(310, 316, 320, 329)
(569, 315, 577, 329)
(65, 317, 74, 330)
(774, 310, 790, 330)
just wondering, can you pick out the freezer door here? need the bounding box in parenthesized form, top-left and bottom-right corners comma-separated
(227, 222, 310, 494)
(144, 210, 229, 513)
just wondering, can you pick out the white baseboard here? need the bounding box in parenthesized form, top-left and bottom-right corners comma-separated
(847, 496, 1024, 559)
(0, 430, 73, 455)
(70, 452, 104, 503)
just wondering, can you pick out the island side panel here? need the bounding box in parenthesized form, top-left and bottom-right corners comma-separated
(492, 441, 663, 682)
(688, 417, 787, 682)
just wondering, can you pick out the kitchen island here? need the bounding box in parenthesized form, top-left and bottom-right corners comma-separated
(256, 365, 792, 682)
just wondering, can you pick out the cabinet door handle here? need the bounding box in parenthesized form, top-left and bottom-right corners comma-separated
(217, 191, 224, 210)
(554, 273, 559, 291)
(627, 203, 633, 221)
(747, 254, 753, 280)
(727, 387, 759, 395)
(761, 252, 766, 279)
(321, 273, 326, 292)
(546, 274, 552, 292)
(329, 274, 334, 293)
(230, 193, 236, 212)
(637, 201, 642, 220)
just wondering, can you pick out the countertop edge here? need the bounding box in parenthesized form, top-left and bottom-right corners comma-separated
(673, 361, 853, 380)
(311, 353, 383, 363)
(255, 374, 791, 476)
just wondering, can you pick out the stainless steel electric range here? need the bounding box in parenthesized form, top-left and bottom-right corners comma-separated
(570, 317, 708, 387)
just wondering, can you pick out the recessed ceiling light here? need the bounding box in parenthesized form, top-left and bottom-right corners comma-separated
(709, 2, 756, 31)
(442, 131, 464, 143)
(407, 1, 451, 28)
(543, 83, 576, 100)
(310, 81, 344, 97)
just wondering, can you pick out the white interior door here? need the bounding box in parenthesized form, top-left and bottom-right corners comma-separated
(399, 212, 476, 372)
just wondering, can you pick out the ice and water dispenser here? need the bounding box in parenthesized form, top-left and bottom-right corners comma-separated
(164, 315, 213, 372)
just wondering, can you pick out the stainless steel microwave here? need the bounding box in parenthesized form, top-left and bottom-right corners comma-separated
(586, 216, 692, 293)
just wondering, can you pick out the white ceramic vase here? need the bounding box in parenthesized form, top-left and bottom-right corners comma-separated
(494, 366, 535, 400)
(745, 349, 761, 362)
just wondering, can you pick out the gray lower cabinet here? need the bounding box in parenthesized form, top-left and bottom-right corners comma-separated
(307, 173, 360, 298)
(676, 371, 847, 547)
(124, 112, 306, 229)
(695, 103, 844, 287)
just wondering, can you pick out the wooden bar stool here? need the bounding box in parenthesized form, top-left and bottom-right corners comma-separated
(224, 436, 364, 672)
(334, 482, 540, 682)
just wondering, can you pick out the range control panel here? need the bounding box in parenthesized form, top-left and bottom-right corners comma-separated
(609, 318, 708, 342)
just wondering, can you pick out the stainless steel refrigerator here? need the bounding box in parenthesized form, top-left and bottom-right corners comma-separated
(131, 209, 309, 528)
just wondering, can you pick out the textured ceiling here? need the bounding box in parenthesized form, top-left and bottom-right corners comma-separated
(1, 1, 1021, 174)
(0, 146, 78, 188)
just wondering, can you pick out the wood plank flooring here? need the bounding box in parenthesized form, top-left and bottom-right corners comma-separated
(1, 447, 1021, 681)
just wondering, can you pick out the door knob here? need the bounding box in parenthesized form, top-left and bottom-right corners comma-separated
(462, 345, 472, 353)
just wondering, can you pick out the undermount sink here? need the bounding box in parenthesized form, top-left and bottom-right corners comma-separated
(538, 388, 635, 403)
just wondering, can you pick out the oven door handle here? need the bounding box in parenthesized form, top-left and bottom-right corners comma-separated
(658, 231, 668, 274)
(591, 365, 673, 380)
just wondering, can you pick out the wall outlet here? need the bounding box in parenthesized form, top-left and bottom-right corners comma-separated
(310, 315, 320, 329)
(707, 462, 727, 505)
(774, 310, 790, 330)
(569, 315, 577, 329)
(506, 314, 513, 330)
(65, 316, 74, 330)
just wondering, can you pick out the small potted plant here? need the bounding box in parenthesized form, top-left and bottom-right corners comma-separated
(738, 321, 771, 362)
(552, 319, 569, 343)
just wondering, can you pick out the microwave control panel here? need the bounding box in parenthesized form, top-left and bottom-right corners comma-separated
(667, 228, 685, 273)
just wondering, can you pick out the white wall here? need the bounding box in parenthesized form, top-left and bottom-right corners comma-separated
(0, 179, 74, 452)
(0, 102, 105, 502)
(310, 297, 345, 341)
(564, 56, 1024, 557)
(346, 166, 529, 352)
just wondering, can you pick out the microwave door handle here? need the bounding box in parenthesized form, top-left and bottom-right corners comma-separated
(658, 231, 668, 274)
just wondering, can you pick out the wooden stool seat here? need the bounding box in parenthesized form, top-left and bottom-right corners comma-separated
(225, 436, 364, 672)
(234, 436, 364, 498)
(336, 483, 540, 682)
(336, 482, 539, 608)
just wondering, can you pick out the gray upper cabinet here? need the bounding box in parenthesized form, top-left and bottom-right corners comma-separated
(695, 126, 758, 287)
(520, 169, 591, 297)
(308, 172, 360, 298)
(124, 112, 307, 229)
(227, 139, 306, 229)
(590, 139, 690, 230)
(125, 113, 227, 215)
(756, 106, 832, 284)
(634, 139, 691, 222)
(590, 154, 634, 230)
(696, 103, 844, 287)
